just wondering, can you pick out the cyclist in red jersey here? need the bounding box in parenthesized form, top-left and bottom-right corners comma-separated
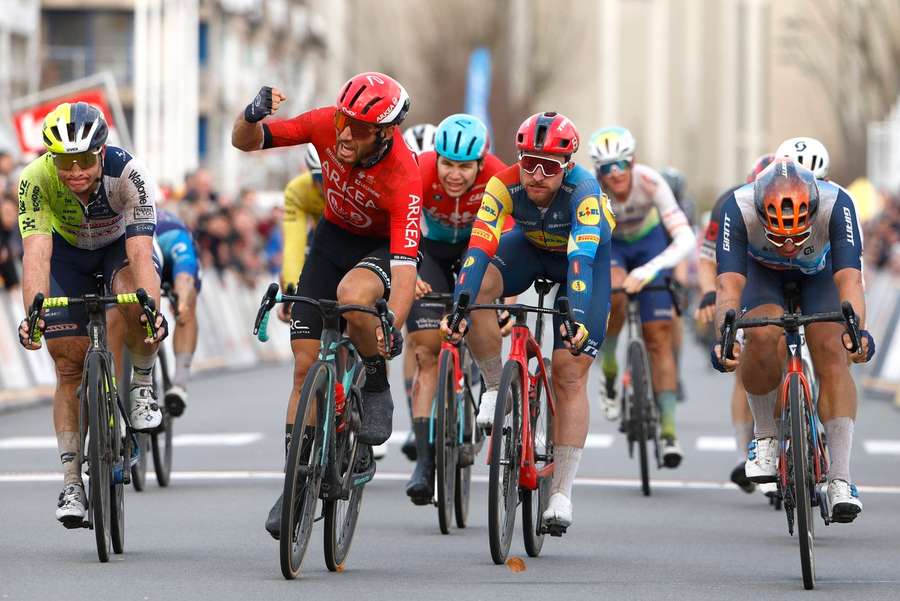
(404, 113, 507, 502)
(232, 72, 421, 540)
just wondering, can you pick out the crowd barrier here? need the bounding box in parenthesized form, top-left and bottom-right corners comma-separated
(863, 270, 900, 404)
(0, 271, 293, 412)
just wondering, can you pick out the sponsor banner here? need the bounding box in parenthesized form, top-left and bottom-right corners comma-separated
(11, 88, 118, 156)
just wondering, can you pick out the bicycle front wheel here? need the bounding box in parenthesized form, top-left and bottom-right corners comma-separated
(324, 360, 366, 572)
(488, 361, 522, 565)
(151, 354, 173, 487)
(436, 349, 458, 535)
(789, 374, 815, 590)
(628, 341, 652, 496)
(523, 357, 552, 557)
(85, 354, 113, 563)
(280, 361, 328, 580)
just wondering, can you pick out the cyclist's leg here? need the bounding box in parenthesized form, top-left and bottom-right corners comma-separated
(167, 229, 201, 394)
(740, 261, 789, 481)
(597, 241, 627, 391)
(801, 269, 861, 518)
(730, 367, 756, 492)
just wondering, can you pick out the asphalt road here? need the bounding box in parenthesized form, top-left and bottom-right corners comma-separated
(2, 321, 900, 600)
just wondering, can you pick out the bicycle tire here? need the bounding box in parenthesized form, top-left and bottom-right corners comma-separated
(454, 371, 478, 529)
(280, 361, 328, 580)
(86, 354, 112, 563)
(324, 359, 366, 572)
(105, 360, 126, 555)
(488, 361, 522, 565)
(628, 341, 652, 496)
(151, 356, 173, 487)
(789, 374, 815, 590)
(523, 357, 552, 557)
(436, 349, 457, 535)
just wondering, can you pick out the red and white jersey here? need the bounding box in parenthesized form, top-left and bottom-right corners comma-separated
(263, 106, 422, 263)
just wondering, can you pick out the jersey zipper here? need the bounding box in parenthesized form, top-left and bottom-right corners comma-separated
(452, 196, 460, 244)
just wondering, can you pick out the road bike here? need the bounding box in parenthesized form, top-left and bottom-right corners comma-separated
(253, 283, 392, 579)
(26, 286, 159, 562)
(610, 282, 681, 496)
(719, 284, 861, 590)
(419, 292, 484, 534)
(448, 279, 576, 564)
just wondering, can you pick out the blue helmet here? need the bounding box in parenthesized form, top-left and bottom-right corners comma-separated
(435, 113, 489, 162)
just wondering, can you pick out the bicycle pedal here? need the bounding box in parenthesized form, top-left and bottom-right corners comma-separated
(542, 523, 567, 537)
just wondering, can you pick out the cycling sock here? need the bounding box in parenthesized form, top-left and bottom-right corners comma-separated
(747, 388, 778, 439)
(551, 445, 583, 499)
(57, 431, 82, 486)
(658, 390, 678, 439)
(824, 417, 854, 483)
(412, 418, 432, 467)
(174, 353, 193, 388)
(734, 421, 754, 462)
(362, 355, 389, 392)
(477, 355, 503, 391)
(600, 336, 618, 380)
(131, 352, 156, 387)
(404, 378, 414, 411)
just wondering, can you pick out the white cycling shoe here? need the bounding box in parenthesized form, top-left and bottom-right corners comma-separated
(601, 387, 620, 421)
(745, 437, 778, 483)
(476, 390, 498, 430)
(542, 492, 573, 529)
(827, 479, 862, 523)
(56, 483, 87, 527)
(372, 442, 388, 460)
(130, 385, 162, 432)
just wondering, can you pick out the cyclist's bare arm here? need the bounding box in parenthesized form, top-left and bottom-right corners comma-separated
(388, 263, 417, 327)
(21, 234, 51, 314)
(231, 87, 287, 151)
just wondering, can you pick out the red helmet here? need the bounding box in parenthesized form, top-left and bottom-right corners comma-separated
(336, 72, 410, 126)
(516, 112, 579, 157)
(746, 153, 775, 183)
(754, 159, 819, 237)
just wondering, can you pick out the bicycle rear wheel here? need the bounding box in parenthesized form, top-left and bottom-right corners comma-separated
(488, 361, 522, 565)
(324, 361, 366, 572)
(523, 357, 552, 557)
(789, 374, 815, 590)
(628, 341, 652, 496)
(86, 354, 112, 563)
(436, 349, 458, 535)
(121, 355, 149, 492)
(151, 354, 173, 487)
(280, 361, 328, 579)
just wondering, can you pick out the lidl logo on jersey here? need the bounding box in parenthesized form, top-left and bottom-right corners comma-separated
(576, 197, 601, 225)
(477, 197, 500, 222)
(571, 280, 587, 292)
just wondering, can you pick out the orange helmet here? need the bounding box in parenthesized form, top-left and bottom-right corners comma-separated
(754, 159, 819, 239)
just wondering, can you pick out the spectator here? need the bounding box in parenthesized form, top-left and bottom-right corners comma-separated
(0, 196, 21, 289)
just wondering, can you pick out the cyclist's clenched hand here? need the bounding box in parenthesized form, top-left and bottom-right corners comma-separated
(560, 322, 589, 354)
(439, 315, 467, 343)
(276, 301, 292, 324)
(244, 86, 287, 123)
(842, 329, 875, 364)
(375, 323, 404, 359)
(414, 277, 432, 300)
(711, 342, 741, 373)
(141, 310, 169, 344)
(17, 317, 44, 350)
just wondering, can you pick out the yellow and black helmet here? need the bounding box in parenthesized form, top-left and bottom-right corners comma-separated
(42, 102, 109, 154)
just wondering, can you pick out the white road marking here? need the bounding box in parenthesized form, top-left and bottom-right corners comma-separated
(695, 436, 737, 452)
(386, 430, 613, 449)
(863, 440, 900, 455)
(0, 433, 263, 450)
(3, 470, 900, 494)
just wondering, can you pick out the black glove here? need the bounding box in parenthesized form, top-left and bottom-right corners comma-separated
(699, 291, 716, 309)
(244, 86, 273, 123)
(387, 325, 404, 359)
(142, 309, 170, 343)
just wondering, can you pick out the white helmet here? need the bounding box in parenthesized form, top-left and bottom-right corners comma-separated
(304, 144, 321, 175)
(775, 137, 829, 179)
(402, 123, 436, 155)
(588, 126, 636, 166)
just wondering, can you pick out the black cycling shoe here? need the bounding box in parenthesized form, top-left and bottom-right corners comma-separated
(730, 463, 756, 494)
(164, 385, 187, 417)
(265, 493, 283, 540)
(357, 388, 394, 446)
(401, 430, 417, 462)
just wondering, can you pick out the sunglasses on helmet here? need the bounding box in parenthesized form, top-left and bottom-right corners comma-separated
(765, 229, 811, 248)
(519, 153, 568, 177)
(333, 110, 379, 139)
(52, 150, 100, 171)
(596, 159, 632, 176)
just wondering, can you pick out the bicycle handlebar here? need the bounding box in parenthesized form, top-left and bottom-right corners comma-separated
(253, 283, 393, 344)
(610, 279, 683, 317)
(26, 288, 158, 343)
(718, 301, 861, 363)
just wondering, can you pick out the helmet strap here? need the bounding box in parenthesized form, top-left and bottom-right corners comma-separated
(359, 128, 393, 168)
